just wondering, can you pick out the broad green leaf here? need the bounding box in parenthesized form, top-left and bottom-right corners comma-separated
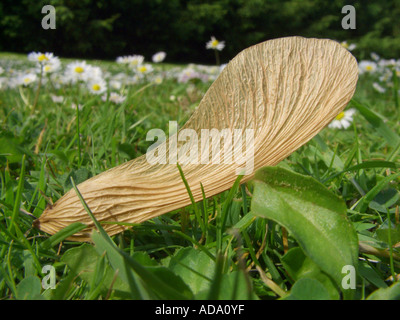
(70, 178, 151, 299)
(250, 166, 359, 299)
(0, 136, 25, 164)
(281, 247, 340, 300)
(48, 150, 69, 164)
(352, 222, 376, 233)
(131, 251, 159, 267)
(146, 266, 195, 299)
(72, 173, 193, 300)
(91, 231, 153, 299)
(92, 231, 193, 300)
(282, 278, 331, 300)
(368, 187, 399, 213)
(196, 270, 258, 300)
(22, 250, 35, 278)
(358, 234, 389, 251)
(358, 261, 387, 289)
(374, 219, 400, 244)
(43, 271, 75, 300)
(367, 282, 400, 300)
(118, 142, 136, 159)
(167, 247, 215, 296)
(61, 243, 133, 299)
(16, 275, 43, 300)
(61, 168, 92, 191)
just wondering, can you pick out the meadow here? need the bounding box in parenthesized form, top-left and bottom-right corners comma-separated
(0, 42, 399, 300)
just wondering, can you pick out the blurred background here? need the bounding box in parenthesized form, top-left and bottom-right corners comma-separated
(1, 0, 399, 64)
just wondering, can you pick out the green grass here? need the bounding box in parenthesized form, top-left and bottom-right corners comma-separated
(0, 52, 399, 300)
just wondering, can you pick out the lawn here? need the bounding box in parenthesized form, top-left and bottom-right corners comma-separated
(0, 42, 399, 300)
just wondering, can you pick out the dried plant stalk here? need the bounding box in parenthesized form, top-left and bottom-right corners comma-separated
(34, 37, 359, 241)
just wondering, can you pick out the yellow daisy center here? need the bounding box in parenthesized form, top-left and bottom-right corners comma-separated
(92, 84, 101, 91)
(23, 78, 30, 83)
(335, 112, 345, 120)
(365, 65, 373, 71)
(38, 54, 49, 62)
(341, 43, 349, 49)
(44, 65, 51, 72)
(212, 39, 219, 47)
(138, 66, 147, 73)
(154, 76, 162, 84)
(74, 66, 84, 73)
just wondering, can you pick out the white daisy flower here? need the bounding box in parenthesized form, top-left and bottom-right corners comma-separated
(153, 75, 163, 84)
(136, 63, 153, 75)
(358, 60, 377, 75)
(208, 66, 219, 75)
(340, 41, 356, 51)
(121, 55, 145, 68)
(206, 36, 225, 51)
(51, 95, 64, 103)
(65, 61, 90, 82)
(113, 72, 128, 80)
(102, 92, 126, 104)
(109, 92, 126, 104)
(378, 59, 397, 68)
(370, 52, 380, 61)
(378, 69, 393, 84)
(71, 103, 83, 110)
(28, 52, 54, 64)
(18, 73, 37, 86)
(109, 79, 122, 90)
(50, 73, 68, 89)
(130, 55, 145, 67)
(177, 67, 209, 83)
(127, 75, 141, 85)
(116, 55, 144, 66)
(328, 109, 356, 129)
(152, 51, 166, 63)
(85, 66, 103, 82)
(372, 82, 386, 93)
(0, 77, 7, 90)
(116, 56, 130, 64)
(87, 77, 107, 95)
(177, 67, 198, 83)
(40, 56, 61, 74)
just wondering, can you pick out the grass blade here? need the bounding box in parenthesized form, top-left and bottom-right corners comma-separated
(356, 172, 400, 213)
(8, 155, 26, 235)
(323, 160, 398, 183)
(40, 222, 87, 250)
(351, 99, 400, 148)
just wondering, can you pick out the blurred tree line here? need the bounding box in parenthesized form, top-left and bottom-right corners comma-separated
(0, 0, 399, 63)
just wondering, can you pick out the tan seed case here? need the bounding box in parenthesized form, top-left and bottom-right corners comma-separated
(34, 37, 359, 241)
